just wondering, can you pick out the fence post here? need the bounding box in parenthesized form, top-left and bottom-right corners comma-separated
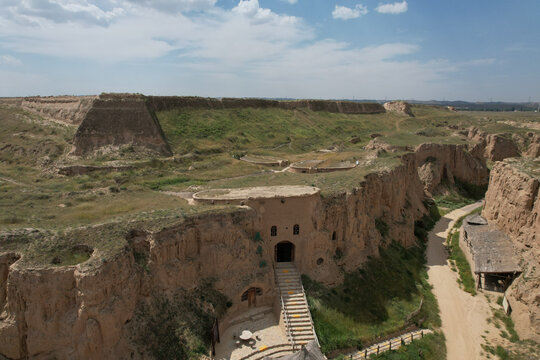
(365, 349, 367, 358)
(389, 341, 391, 351)
(377, 345, 379, 354)
(421, 330, 424, 338)
(411, 333, 413, 342)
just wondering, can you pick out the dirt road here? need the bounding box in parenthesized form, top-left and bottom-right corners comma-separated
(426, 202, 499, 360)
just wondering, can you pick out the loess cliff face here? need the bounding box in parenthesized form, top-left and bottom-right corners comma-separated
(467, 127, 521, 162)
(0, 209, 272, 359)
(482, 160, 540, 341)
(415, 143, 489, 195)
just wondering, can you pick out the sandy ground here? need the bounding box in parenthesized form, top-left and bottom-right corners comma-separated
(426, 201, 501, 360)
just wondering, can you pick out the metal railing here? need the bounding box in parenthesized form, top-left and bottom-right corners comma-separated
(301, 284, 320, 347)
(281, 294, 296, 350)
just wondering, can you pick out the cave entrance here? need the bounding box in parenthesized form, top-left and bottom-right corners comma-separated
(275, 241, 295, 263)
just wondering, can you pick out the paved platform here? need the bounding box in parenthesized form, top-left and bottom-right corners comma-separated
(215, 310, 290, 360)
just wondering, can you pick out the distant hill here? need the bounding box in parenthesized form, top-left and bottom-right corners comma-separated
(270, 98, 540, 112)
(405, 100, 540, 112)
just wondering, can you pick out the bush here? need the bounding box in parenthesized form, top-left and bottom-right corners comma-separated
(447, 231, 476, 295)
(375, 218, 389, 238)
(369, 333, 446, 360)
(134, 280, 228, 359)
(304, 240, 441, 354)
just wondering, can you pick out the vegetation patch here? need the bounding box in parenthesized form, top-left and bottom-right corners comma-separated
(446, 207, 481, 295)
(134, 280, 228, 360)
(303, 241, 441, 354)
(369, 332, 446, 360)
(434, 179, 486, 214)
(414, 201, 441, 241)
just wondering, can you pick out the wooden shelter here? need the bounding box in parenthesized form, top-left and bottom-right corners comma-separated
(461, 215, 521, 292)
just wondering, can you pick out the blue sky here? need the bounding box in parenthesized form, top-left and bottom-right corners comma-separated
(0, 0, 539, 101)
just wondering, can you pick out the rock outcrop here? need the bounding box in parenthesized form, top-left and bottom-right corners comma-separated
(524, 134, 540, 158)
(383, 101, 414, 116)
(71, 94, 172, 156)
(467, 127, 521, 162)
(21, 96, 96, 125)
(482, 159, 540, 341)
(414, 143, 489, 195)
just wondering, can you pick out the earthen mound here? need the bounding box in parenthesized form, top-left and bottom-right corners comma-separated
(466, 127, 521, 161)
(72, 94, 172, 156)
(22, 96, 96, 125)
(364, 138, 412, 153)
(383, 101, 414, 117)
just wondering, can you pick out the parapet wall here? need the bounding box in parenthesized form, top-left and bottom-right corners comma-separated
(147, 96, 385, 114)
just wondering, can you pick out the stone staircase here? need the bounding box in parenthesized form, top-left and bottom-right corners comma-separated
(274, 262, 318, 349)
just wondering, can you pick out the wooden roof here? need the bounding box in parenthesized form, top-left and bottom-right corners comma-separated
(463, 216, 521, 274)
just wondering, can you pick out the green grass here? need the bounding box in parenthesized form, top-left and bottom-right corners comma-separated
(493, 309, 520, 343)
(303, 240, 441, 354)
(444, 206, 482, 295)
(447, 231, 477, 295)
(368, 332, 446, 360)
(158, 107, 402, 155)
(133, 280, 228, 360)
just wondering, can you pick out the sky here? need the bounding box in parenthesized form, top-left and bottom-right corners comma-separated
(0, 0, 539, 101)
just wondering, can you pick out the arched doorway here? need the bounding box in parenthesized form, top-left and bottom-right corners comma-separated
(275, 241, 295, 262)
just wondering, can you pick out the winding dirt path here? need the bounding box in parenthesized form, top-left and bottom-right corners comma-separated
(426, 202, 499, 360)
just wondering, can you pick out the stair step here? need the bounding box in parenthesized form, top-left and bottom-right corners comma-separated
(291, 328, 313, 334)
(291, 327, 314, 331)
(285, 306, 309, 312)
(292, 335, 316, 340)
(281, 291, 302, 295)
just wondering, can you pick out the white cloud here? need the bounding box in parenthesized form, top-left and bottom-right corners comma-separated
(125, 0, 217, 13)
(0, 0, 460, 99)
(0, 0, 125, 26)
(281, 0, 297, 4)
(375, 1, 408, 14)
(332, 4, 368, 20)
(0, 55, 21, 66)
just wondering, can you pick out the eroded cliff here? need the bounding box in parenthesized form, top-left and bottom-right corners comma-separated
(482, 159, 540, 341)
